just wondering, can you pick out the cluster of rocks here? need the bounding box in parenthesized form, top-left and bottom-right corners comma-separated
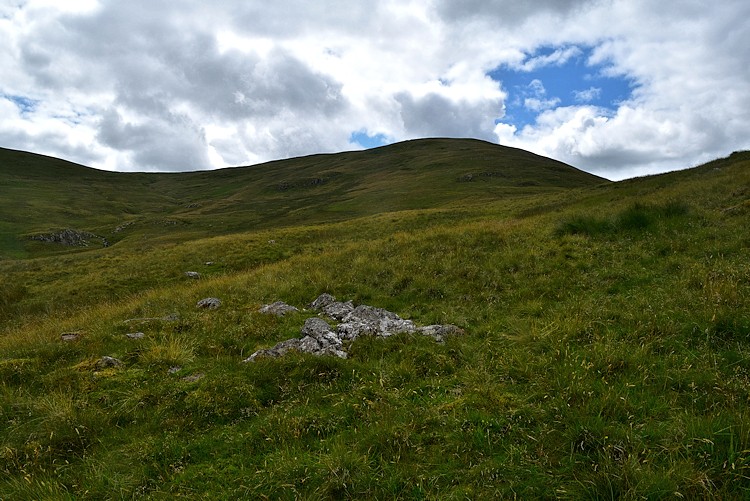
(59, 293, 462, 373)
(244, 294, 464, 362)
(30, 228, 109, 247)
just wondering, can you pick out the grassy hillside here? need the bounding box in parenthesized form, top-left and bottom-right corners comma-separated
(0, 138, 604, 260)
(1, 143, 750, 498)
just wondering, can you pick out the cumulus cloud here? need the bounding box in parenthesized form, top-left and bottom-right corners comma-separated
(0, 0, 748, 179)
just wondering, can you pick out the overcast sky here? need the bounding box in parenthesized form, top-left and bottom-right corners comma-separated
(1, 0, 749, 180)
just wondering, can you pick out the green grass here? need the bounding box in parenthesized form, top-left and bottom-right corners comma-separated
(1, 141, 750, 498)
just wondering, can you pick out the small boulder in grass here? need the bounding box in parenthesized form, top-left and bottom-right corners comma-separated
(61, 332, 82, 342)
(96, 356, 123, 369)
(197, 297, 221, 310)
(259, 301, 299, 317)
(126, 332, 145, 340)
(184, 271, 200, 279)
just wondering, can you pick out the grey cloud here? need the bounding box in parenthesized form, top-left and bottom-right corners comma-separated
(22, 3, 348, 170)
(226, 1, 384, 38)
(55, 7, 345, 121)
(396, 92, 501, 140)
(98, 109, 210, 171)
(0, 125, 106, 167)
(434, 0, 596, 24)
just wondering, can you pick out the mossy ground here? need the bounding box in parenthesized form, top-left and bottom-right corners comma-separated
(1, 146, 749, 498)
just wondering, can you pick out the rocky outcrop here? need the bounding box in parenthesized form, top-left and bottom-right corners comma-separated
(30, 229, 109, 247)
(244, 294, 464, 362)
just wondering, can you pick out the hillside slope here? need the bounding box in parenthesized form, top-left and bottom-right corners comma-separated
(0, 138, 605, 258)
(1, 146, 749, 498)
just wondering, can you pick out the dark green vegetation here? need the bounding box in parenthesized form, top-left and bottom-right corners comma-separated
(1, 139, 749, 499)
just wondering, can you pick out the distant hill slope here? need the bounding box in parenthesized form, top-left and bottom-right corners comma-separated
(0, 138, 606, 258)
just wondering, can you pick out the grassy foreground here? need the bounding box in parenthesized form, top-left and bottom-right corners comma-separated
(1, 144, 750, 498)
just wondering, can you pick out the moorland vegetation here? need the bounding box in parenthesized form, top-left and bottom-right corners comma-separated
(1, 139, 749, 498)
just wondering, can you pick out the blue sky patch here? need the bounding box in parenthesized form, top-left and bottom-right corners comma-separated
(488, 45, 636, 129)
(3, 93, 40, 116)
(350, 130, 389, 149)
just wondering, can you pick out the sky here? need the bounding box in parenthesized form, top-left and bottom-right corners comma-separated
(1, 0, 749, 180)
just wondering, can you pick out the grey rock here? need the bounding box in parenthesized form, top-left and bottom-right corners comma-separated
(259, 301, 299, 316)
(244, 296, 462, 362)
(301, 317, 335, 339)
(184, 271, 200, 279)
(126, 332, 145, 340)
(243, 338, 301, 362)
(96, 356, 123, 369)
(337, 305, 416, 340)
(168, 366, 182, 374)
(417, 324, 465, 342)
(29, 228, 109, 247)
(310, 293, 354, 321)
(196, 297, 221, 310)
(323, 300, 354, 321)
(310, 293, 337, 310)
(182, 373, 205, 382)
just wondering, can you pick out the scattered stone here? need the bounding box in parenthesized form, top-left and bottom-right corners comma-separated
(196, 297, 221, 310)
(96, 356, 123, 369)
(61, 332, 81, 342)
(268, 239, 276, 244)
(184, 271, 201, 279)
(181, 373, 205, 382)
(126, 332, 145, 340)
(244, 294, 464, 362)
(204, 261, 214, 266)
(168, 366, 182, 374)
(259, 301, 299, 316)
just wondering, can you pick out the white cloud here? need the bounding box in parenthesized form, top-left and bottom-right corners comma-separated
(521, 79, 560, 112)
(515, 46, 583, 72)
(0, 0, 747, 179)
(573, 87, 601, 103)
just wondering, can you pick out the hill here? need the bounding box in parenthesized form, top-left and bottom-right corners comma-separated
(0, 138, 605, 258)
(1, 143, 750, 499)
